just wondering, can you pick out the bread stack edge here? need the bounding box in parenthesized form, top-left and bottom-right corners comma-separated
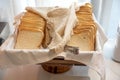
(67, 3, 97, 51)
(15, 11, 46, 49)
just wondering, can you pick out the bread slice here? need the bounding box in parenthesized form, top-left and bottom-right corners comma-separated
(15, 30, 44, 49)
(67, 30, 93, 51)
(79, 3, 92, 13)
(15, 11, 46, 49)
(74, 28, 95, 50)
(19, 21, 45, 31)
(74, 23, 96, 35)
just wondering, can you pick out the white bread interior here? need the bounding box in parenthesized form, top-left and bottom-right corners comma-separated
(15, 30, 44, 49)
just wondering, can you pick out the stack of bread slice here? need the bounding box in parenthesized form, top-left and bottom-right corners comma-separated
(67, 3, 97, 51)
(15, 11, 46, 49)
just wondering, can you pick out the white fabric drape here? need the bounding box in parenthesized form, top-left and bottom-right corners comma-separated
(91, 0, 120, 39)
(108, 0, 120, 38)
(91, 0, 113, 34)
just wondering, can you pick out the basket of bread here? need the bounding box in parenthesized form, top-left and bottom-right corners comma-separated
(0, 3, 107, 80)
(41, 3, 97, 73)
